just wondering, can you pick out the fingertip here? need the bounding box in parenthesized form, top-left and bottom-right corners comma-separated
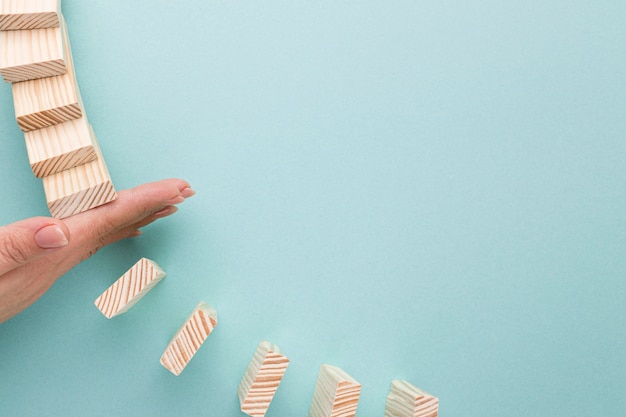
(180, 187, 196, 198)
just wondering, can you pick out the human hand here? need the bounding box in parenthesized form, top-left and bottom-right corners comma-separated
(0, 178, 195, 323)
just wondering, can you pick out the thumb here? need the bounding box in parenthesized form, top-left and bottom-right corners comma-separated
(0, 217, 70, 276)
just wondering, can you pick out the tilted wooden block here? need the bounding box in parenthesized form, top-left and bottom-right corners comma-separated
(238, 340, 290, 417)
(0, 23, 66, 82)
(94, 258, 166, 319)
(384, 380, 439, 417)
(160, 302, 218, 376)
(42, 126, 117, 218)
(25, 116, 96, 177)
(12, 16, 82, 132)
(309, 365, 361, 417)
(0, 0, 60, 30)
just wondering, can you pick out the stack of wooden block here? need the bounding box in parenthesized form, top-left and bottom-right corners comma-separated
(0, 0, 116, 218)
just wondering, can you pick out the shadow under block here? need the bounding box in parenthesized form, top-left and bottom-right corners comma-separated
(42, 127, 116, 218)
(25, 116, 96, 177)
(238, 340, 290, 417)
(12, 16, 82, 132)
(0, 0, 60, 30)
(94, 258, 166, 319)
(0, 23, 66, 82)
(160, 302, 218, 376)
(309, 365, 361, 417)
(384, 380, 439, 417)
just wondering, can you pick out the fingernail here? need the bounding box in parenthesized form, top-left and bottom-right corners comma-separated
(164, 195, 185, 205)
(180, 187, 196, 198)
(35, 225, 69, 249)
(153, 206, 178, 218)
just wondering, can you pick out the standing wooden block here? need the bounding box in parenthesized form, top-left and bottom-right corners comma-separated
(42, 126, 116, 218)
(12, 16, 82, 132)
(384, 380, 439, 417)
(0, 24, 66, 82)
(309, 365, 361, 417)
(238, 340, 290, 417)
(160, 302, 218, 376)
(0, 0, 60, 30)
(25, 116, 96, 177)
(94, 258, 166, 319)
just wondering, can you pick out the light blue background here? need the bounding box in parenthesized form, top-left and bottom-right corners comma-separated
(1, 1, 625, 416)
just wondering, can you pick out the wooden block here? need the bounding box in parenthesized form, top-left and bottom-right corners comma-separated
(160, 302, 218, 376)
(94, 258, 166, 319)
(0, 24, 66, 82)
(309, 365, 361, 417)
(12, 16, 82, 132)
(25, 116, 96, 177)
(384, 380, 439, 417)
(42, 126, 117, 218)
(238, 340, 290, 417)
(0, 0, 60, 30)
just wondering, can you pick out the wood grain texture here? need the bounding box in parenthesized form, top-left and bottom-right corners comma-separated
(0, 0, 60, 30)
(384, 380, 439, 417)
(238, 340, 290, 417)
(42, 126, 117, 219)
(160, 302, 218, 376)
(12, 16, 82, 132)
(94, 258, 166, 319)
(24, 116, 96, 177)
(0, 23, 66, 82)
(309, 365, 361, 417)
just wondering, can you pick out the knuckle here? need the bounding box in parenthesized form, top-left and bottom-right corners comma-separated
(0, 236, 32, 266)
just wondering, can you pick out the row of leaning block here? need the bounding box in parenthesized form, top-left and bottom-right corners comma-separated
(94, 258, 219, 376)
(0, 0, 116, 218)
(92, 258, 439, 416)
(237, 344, 438, 417)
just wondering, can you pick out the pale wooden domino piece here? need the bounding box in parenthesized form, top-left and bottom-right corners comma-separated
(384, 380, 439, 417)
(0, 0, 60, 30)
(0, 23, 66, 82)
(94, 258, 166, 319)
(160, 302, 218, 376)
(25, 116, 96, 177)
(309, 364, 361, 417)
(238, 340, 290, 417)
(42, 126, 116, 218)
(12, 16, 82, 132)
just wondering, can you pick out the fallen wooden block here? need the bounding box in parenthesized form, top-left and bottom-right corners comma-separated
(238, 340, 290, 417)
(384, 380, 439, 417)
(0, 0, 61, 30)
(0, 23, 66, 82)
(94, 258, 166, 319)
(42, 125, 117, 218)
(25, 116, 96, 177)
(309, 364, 361, 417)
(160, 302, 218, 376)
(12, 16, 82, 132)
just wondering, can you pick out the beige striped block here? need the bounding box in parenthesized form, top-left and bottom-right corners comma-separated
(309, 365, 361, 417)
(384, 380, 439, 417)
(13, 16, 82, 132)
(0, 23, 66, 82)
(0, 0, 60, 30)
(42, 125, 117, 218)
(160, 302, 218, 376)
(238, 340, 290, 417)
(94, 258, 166, 319)
(25, 116, 96, 177)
